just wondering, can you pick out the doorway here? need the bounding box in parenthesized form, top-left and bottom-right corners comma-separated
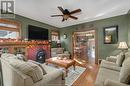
(73, 30, 96, 64)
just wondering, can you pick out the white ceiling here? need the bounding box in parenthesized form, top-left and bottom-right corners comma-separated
(15, 0, 130, 28)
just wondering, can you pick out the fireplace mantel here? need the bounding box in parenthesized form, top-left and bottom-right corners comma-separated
(0, 40, 49, 46)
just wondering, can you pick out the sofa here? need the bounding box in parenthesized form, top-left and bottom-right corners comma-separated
(95, 52, 130, 86)
(0, 53, 65, 86)
(51, 48, 70, 58)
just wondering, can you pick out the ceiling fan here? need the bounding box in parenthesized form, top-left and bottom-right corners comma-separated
(51, 6, 81, 22)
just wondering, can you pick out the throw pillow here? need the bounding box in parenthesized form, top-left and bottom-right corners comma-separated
(116, 52, 125, 67)
(10, 60, 43, 83)
(28, 60, 47, 75)
(119, 58, 130, 84)
(1, 53, 17, 59)
(16, 54, 28, 61)
(106, 56, 117, 63)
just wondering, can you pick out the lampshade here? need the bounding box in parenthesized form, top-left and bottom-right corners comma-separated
(118, 42, 128, 49)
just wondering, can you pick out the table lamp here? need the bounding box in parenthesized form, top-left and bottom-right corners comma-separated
(118, 42, 128, 53)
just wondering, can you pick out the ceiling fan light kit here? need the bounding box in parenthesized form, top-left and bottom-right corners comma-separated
(51, 6, 81, 22)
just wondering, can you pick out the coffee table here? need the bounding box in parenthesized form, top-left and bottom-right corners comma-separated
(45, 57, 75, 76)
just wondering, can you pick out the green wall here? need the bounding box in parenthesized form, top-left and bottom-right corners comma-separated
(10, 14, 59, 40)
(60, 14, 129, 59)
(6, 14, 130, 59)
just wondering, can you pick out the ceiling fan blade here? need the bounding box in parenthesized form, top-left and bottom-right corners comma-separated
(70, 9, 81, 14)
(51, 15, 63, 17)
(69, 16, 78, 20)
(58, 6, 64, 14)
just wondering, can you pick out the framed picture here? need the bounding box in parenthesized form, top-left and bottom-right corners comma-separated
(104, 25, 118, 44)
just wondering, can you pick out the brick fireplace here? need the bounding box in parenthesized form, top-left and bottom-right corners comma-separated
(27, 45, 50, 63)
(0, 39, 50, 63)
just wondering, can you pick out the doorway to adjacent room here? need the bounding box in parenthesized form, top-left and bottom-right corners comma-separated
(73, 30, 96, 65)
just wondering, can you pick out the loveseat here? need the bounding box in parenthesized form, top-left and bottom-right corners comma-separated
(95, 52, 130, 86)
(0, 53, 65, 86)
(51, 48, 70, 58)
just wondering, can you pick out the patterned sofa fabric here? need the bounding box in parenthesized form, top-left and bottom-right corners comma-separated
(1, 53, 65, 86)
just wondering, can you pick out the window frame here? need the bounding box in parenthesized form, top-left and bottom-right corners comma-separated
(51, 31, 59, 42)
(0, 19, 21, 39)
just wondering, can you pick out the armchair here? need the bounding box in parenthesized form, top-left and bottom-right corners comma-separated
(104, 79, 129, 86)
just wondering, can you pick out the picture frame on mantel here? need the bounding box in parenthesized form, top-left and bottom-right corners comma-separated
(103, 25, 118, 44)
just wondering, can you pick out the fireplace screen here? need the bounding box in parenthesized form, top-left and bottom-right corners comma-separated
(36, 49, 46, 63)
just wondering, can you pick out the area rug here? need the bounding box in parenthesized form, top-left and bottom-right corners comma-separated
(65, 66, 86, 86)
(46, 64, 86, 86)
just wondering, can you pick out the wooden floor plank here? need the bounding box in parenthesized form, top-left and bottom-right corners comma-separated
(72, 64, 99, 86)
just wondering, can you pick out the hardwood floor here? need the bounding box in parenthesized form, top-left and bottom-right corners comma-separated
(72, 63, 99, 86)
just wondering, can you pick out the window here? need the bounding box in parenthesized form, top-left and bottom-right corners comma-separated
(0, 19, 21, 39)
(0, 30, 19, 39)
(51, 31, 59, 41)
